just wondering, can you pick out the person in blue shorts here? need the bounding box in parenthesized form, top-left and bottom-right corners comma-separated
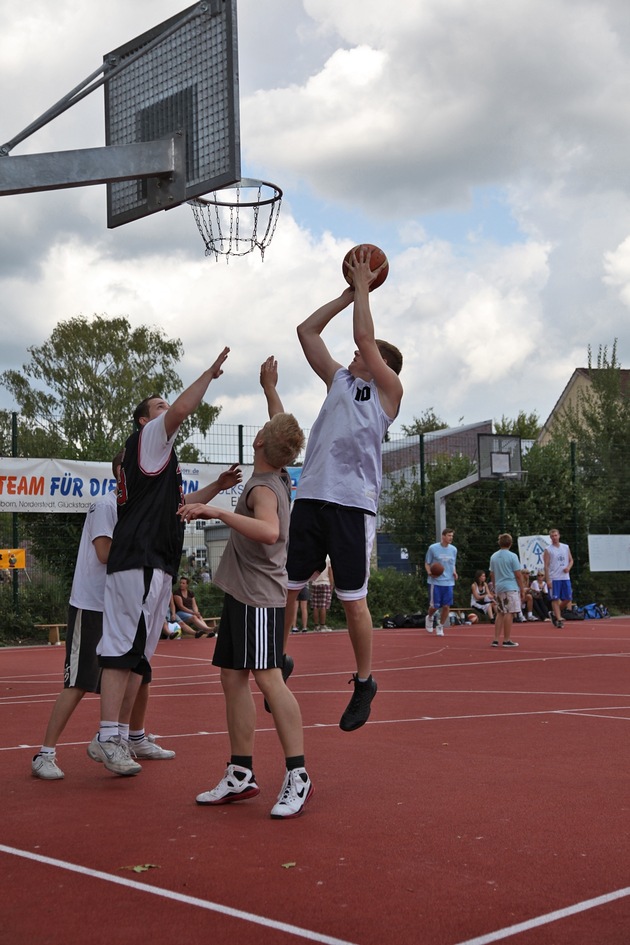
(425, 528, 458, 636)
(543, 528, 574, 628)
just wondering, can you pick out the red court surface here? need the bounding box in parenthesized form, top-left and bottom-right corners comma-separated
(1, 619, 629, 945)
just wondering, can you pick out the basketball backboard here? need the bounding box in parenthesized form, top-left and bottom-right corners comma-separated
(0, 1, 240, 230)
(104, 0, 240, 227)
(477, 434, 523, 480)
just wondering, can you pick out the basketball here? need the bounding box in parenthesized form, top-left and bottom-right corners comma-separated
(342, 244, 389, 291)
(430, 561, 444, 577)
(467, 613, 479, 624)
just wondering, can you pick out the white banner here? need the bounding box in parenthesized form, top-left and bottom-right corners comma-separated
(587, 535, 630, 572)
(517, 534, 551, 573)
(0, 458, 253, 514)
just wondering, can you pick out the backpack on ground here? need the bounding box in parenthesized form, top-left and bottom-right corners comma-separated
(562, 607, 584, 621)
(580, 602, 609, 619)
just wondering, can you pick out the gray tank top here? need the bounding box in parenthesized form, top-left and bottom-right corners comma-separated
(214, 471, 290, 608)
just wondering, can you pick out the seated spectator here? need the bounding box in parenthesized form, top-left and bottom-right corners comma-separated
(517, 569, 537, 622)
(470, 570, 496, 621)
(530, 571, 552, 621)
(173, 576, 216, 638)
(161, 593, 195, 638)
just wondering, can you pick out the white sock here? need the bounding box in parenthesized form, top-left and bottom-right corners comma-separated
(39, 746, 55, 756)
(98, 721, 119, 742)
(118, 723, 130, 741)
(128, 729, 145, 744)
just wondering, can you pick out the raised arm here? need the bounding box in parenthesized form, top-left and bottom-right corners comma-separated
(296, 289, 353, 386)
(259, 356, 284, 418)
(346, 248, 403, 420)
(164, 347, 230, 439)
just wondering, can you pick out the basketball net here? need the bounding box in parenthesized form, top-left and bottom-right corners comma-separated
(189, 178, 282, 260)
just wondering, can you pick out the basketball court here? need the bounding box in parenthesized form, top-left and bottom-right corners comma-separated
(2, 619, 629, 944)
(0, 6, 627, 942)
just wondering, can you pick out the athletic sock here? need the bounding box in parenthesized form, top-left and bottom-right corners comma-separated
(98, 721, 119, 742)
(231, 755, 253, 772)
(286, 755, 305, 771)
(39, 746, 55, 756)
(118, 724, 130, 741)
(128, 729, 145, 744)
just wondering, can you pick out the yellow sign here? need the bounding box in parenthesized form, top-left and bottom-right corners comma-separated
(0, 548, 26, 569)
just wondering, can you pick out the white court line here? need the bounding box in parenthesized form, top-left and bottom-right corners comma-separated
(452, 886, 630, 945)
(1, 843, 628, 945)
(0, 844, 359, 945)
(4, 702, 630, 752)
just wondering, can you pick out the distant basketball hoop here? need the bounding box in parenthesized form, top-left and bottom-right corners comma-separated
(189, 178, 282, 260)
(478, 433, 527, 484)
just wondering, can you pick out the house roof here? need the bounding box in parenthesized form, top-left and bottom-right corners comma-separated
(539, 367, 630, 442)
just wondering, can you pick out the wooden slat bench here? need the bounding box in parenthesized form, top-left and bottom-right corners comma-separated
(34, 623, 66, 645)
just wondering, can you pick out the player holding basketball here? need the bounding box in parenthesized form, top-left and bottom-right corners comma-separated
(425, 528, 458, 635)
(543, 528, 574, 628)
(285, 246, 403, 732)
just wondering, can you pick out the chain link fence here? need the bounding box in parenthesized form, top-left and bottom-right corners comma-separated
(1, 412, 628, 636)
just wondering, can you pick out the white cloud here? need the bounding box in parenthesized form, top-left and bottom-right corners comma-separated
(2, 0, 630, 442)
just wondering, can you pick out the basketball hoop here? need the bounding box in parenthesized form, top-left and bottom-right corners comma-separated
(189, 178, 282, 260)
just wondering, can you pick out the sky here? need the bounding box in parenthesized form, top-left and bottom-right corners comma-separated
(2, 0, 630, 437)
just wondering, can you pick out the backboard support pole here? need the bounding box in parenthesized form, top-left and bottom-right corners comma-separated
(434, 473, 479, 541)
(0, 135, 186, 207)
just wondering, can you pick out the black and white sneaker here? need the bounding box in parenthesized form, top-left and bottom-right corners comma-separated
(196, 764, 260, 805)
(270, 768, 313, 819)
(339, 674, 377, 731)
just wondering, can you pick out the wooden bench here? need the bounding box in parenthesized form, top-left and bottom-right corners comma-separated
(34, 623, 66, 645)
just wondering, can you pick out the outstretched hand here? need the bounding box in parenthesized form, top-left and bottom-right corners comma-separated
(210, 347, 230, 378)
(216, 463, 242, 491)
(179, 502, 219, 523)
(260, 356, 278, 391)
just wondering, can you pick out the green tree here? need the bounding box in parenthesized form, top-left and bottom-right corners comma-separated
(0, 314, 221, 460)
(1, 314, 222, 601)
(494, 410, 541, 439)
(401, 408, 449, 436)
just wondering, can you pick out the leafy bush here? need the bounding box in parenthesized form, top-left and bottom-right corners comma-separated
(0, 580, 67, 646)
(328, 567, 427, 627)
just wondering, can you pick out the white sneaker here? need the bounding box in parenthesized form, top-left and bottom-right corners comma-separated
(526, 614, 537, 621)
(128, 738, 175, 760)
(425, 616, 434, 633)
(436, 624, 444, 636)
(270, 768, 313, 819)
(87, 734, 142, 776)
(196, 764, 260, 805)
(32, 752, 64, 780)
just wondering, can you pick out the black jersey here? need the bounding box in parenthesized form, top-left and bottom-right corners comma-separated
(107, 425, 185, 577)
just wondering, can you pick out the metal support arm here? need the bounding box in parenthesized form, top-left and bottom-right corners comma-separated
(0, 136, 186, 210)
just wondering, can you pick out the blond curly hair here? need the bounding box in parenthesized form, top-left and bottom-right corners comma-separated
(261, 413, 305, 468)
